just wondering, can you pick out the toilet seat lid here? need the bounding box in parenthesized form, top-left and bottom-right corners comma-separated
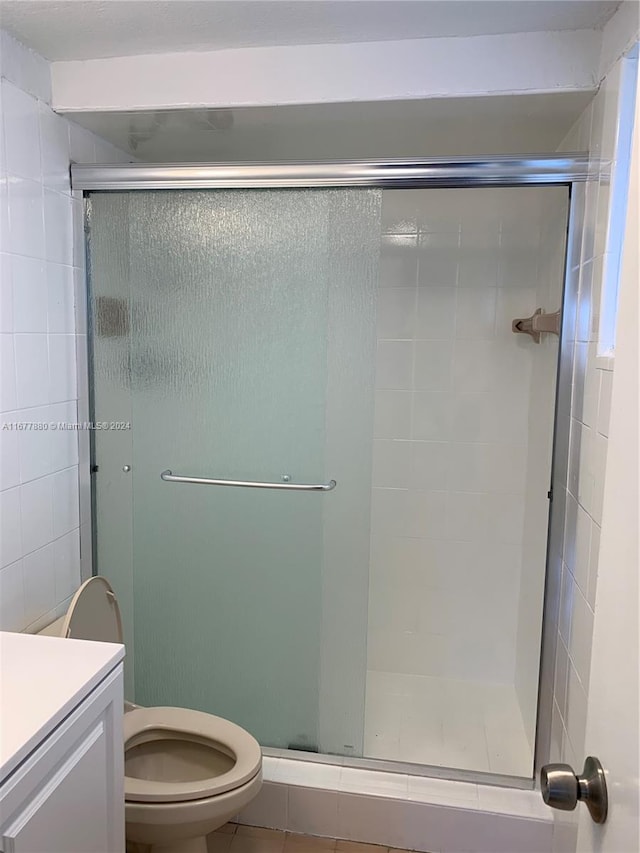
(62, 576, 123, 644)
(124, 706, 262, 803)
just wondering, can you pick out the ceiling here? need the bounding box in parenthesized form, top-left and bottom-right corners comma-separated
(65, 91, 594, 162)
(0, 0, 621, 62)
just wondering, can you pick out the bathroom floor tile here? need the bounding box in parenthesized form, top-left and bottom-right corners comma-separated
(232, 825, 286, 853)
(208, 829, 419, 853)
(237, 828, 286, 840)
(208, 833, 236, 853)
(336, 842, 388, 853)
(284, 833, 337, 852)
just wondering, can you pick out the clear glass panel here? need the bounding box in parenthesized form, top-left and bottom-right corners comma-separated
(90, 189, 381, 753)
(364, 186, 569, 777)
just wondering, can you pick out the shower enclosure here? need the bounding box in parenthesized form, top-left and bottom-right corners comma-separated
(77, 157, 583, 786)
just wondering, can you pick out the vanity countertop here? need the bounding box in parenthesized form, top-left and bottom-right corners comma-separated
(0, 631, 124, 782)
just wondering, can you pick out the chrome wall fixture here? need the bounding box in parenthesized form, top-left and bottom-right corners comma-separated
(81, 153, 588, 789)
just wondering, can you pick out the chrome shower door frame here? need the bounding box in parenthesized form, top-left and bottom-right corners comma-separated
(74, 154, 589, 788)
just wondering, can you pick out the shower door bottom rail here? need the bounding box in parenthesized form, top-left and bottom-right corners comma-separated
(160, 470, 337, 491)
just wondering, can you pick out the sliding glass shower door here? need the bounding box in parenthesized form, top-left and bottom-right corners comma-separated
(89, 189, 382, 755)
(89, 180, 569, 780)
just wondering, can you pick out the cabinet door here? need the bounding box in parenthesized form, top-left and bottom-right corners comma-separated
(1, 666, 124, 853)
(3, 719, 110, 853)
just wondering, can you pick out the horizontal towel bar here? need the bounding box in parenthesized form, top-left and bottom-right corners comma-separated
(160, 470, 337, 492)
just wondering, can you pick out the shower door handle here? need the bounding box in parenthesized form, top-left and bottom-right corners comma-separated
(160, 470, 337, 491)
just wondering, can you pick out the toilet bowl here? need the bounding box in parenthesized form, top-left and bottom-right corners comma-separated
(39, 577, 263, 853)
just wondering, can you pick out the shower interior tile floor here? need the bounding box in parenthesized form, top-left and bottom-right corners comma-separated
(208, 826, 410, 853)
(364, 671, 533, 777)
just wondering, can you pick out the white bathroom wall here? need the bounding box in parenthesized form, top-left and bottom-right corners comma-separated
(50, 29, 601, 113)
(548, 44, 638, 786)
(514, 190, 568, 751)
(367, 187, 560, 688)
(0, 31, 131, 633)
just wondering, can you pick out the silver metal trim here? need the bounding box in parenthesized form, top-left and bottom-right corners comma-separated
(160, 469, 337, 491)
(261, 747, 535, 790)
(71, 155, 591, 190)
(534, 182, 585, 783)
(81, 162, 587, 789)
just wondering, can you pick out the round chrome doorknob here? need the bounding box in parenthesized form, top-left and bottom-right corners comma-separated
(540, 756, 607, 824)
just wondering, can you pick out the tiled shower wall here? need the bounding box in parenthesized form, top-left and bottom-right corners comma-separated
(0, 31, 131, 633)
(548, 45, 638, 786)
(367, 188, 556, 687)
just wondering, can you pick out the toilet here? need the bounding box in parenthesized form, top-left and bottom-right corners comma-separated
(39, 577, 263, 853)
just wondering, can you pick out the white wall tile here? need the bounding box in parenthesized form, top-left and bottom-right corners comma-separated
(554, 639, 569, 719)
(596, 368, 613, 436)
(23, 542, 56, 625)
(415, 287, 456, 339)
(0, 558, 25, 630)
(43, 189, 73, 265)
(568, 587, 594, 690)
(1, 51, 131, 635)
(47, 263, 75, 334)
(412, 391, 453, 440)
(372, 439, 412, 489)
(379, 237, 418, 288)
(49, 401, 79, 471)
(2, 80, 41, 180)
(20, 474, 53, 555)
(418, 233, 459, 287)
(0, 485, 22, 567)
(452, 339, 494, 392)
(573, 504, 591, 596)
(14, 333, 49, 408)
(48, 333, 77, 402)
(51, 465, 79, 538)
(18, 405, 52, 482)
(549, 56, 630, 772)
(375, 340, 412, 390)
(376, 287, 415, 339)
(459, 248, 500, 289)
(413, 340, 453, 391)
(53, 528, 81, 602)
(0, 412, 20, 490)
(0, 177, 9, 254)
(7, 176, 45, 258)
(373, 390, 411, 439)
(288, 786, 338, 836)
(0, 334, 17, 412)
(0, 252, 13, 333)
(336, 793, 405, 845)
(455, 287, 497, 339)
(235, 781, 288, 829)
(565, 662, 588, 756)
(11, 255, 47, 332)
(409, 441, 450, 491)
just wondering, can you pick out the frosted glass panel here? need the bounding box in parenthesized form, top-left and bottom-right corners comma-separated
(90, 189, 381, 752)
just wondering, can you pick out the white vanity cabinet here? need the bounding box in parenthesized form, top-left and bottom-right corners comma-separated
(0, 632, 125, 853)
